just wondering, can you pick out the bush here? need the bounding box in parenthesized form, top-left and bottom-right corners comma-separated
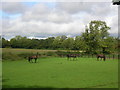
(2, 52, 41, 60)
(45, 52, 57, 56)
(18, 53, 34, 59)
(2, 52, 22, 60)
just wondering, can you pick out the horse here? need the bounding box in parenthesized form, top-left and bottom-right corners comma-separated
(97, 54, 106, 61)
(67, 54, 79, 60)
(28, 53, 39, 63)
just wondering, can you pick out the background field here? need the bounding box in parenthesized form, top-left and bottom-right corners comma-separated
(2, 57, 118, 88)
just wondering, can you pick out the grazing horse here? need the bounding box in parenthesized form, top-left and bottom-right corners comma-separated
(97, 54, 106, 61)
(67, 54, 78, 60)
(28, 54, 39, 63)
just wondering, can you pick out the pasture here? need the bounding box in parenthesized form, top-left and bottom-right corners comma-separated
(2, 57, 118, 88)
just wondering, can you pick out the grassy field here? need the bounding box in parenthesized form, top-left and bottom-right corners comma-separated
(2, 57, 118, 88)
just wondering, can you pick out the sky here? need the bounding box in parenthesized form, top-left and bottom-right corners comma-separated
(0, 1, 119, 40)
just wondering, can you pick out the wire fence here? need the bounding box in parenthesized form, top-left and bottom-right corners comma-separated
(81, 54, 119, 60)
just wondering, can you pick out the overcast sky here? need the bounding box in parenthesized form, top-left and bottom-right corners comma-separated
(0, 1, 118, 40)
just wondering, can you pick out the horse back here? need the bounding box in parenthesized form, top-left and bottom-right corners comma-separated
(29, 55, 38, 59)
(67, 54, 77, 58)
(97, 54, 104, 56)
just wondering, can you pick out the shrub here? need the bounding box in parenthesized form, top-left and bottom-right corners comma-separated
(2, 52, 22, 60)
(18, 53, 34, 59)
(45, 52, 57, 56)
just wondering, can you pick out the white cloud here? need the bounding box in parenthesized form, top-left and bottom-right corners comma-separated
(1, 2, 118, 39)
(1, 2, 27, 14)
(57, 2, 92, 14)
(106, 15, 118, 34)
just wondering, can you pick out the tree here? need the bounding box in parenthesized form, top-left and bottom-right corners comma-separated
(102, 36, 118, 54)
(73, 36, 86, 50)
(52, 35, 67, 49)
(10, 35, 31, 48)
(44, 37, 55, 49)
(52, 36, 62, 49)
(2, 38, 11, 48)
(62, 37, 74, 50)
(82, 20, 110, 54)
(60, 35, 67, 41)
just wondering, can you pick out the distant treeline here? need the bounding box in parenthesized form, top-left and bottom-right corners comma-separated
(1, 20, 120, 54)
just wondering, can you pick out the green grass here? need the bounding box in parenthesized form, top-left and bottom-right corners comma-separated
(2, 57, 118, 88)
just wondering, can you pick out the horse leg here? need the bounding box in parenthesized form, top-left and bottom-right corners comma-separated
(67, 57, 69, 61)
(72, 57, 74, 61)
(75, 56, 77, 61)
(97, 57, 99, 61)
(35, 58, 37, 63)
(104, 57, 106, 61)
(74, 57, 76, 61)
(28, 58, 31, 63)
(68, 57, 70, 61)
(31, 59, 33, 63)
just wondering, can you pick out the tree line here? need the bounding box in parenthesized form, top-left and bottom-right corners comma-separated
(1, 20, 119, 54)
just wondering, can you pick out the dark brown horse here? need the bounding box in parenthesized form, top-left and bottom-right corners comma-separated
(97, 54, 106, 61)
(28, 55, 38, 63)
(67, 54, 79, 60)
(28, 53, 40, 63)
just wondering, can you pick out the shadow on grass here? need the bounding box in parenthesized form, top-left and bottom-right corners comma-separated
(2, 85, 87, 90)
(2, 78, 10, 83)
(2, 85, 53, 88)
(2, 85, 119, 90)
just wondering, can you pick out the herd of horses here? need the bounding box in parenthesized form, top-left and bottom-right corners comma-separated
(28, 53, 106, 63)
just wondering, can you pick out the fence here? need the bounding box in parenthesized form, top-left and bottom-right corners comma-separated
(56, 51, 119, 60)
(81, 54, 119, 60)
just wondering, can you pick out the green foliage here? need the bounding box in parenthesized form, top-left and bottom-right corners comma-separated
(82, 20, 111, 54)
(2, 48, 59, 60)
(62, 37, 74, 49)
(73, 36, 86, 50)
(18, 53, 34, 59)
(2, 52, 22, 60)
(2, 52, 35, 60)
(2, 38, 11, 48)
(45, 52, 57, 56)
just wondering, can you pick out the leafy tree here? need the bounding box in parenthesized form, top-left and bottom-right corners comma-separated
(52, 36, 62, 49)
(43, 37, 55, 49)
(2, 38, 11, 48)
(10, 36, 29, 48)
(73, 36, 86, 50)
(60, 35, 67, 41)
(52, 35, 67, 49)
(62, 37, 74, 50)
(102, 37, 118, 54)
(82, 20, 110, 54)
